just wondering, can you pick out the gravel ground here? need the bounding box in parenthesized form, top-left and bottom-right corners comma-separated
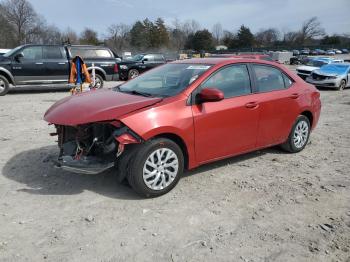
(0, 72, 350, 262)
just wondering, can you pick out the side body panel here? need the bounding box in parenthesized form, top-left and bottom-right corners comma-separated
(192, 94, 260, 164)
(120, 96, 197, 169)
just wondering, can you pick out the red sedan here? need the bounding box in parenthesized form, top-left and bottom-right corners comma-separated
(44, 58, 321, 197)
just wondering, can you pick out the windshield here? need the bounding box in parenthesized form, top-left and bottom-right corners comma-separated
(3, 46, 23, 57)
(118, 63, 212, 97)
(306, 60, 328, 67)
(130, 54, 144, 61)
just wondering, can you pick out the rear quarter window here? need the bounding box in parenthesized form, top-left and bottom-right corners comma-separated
(70, 48, 112, 59)
(95, 49, 112, 58)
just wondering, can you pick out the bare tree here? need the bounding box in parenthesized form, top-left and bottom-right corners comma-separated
(61, 27, 79, 44)
(255, 28, 280, 47)
(106, 23, 131, 51)
(212, 22, 223, 45)
(298, 17, 325, 44)
(0, 6, 16, 47)
(182, 19, 201, 37)
(283, 31, 299, 44)
(169, 18, 186, 50)
(1, 0, 37, 44)
(80, 28, 99, 45)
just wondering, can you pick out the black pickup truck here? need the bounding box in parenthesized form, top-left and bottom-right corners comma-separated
(0, 44, 120, 96)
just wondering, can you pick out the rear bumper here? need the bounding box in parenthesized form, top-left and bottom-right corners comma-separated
(105, 74, 119, 81)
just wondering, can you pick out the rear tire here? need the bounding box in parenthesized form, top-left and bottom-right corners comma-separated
(90, 74, 104, 89)
(0, 75, 9, 96)
(128, 69, 139, 80)
(281, 115, 311, 153)
(126, 138, 184, 197)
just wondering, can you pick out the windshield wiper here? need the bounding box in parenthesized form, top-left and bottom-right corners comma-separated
(122, 90, 155, 97)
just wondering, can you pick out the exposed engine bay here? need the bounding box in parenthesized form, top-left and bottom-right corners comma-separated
(53, 122, 141, 174)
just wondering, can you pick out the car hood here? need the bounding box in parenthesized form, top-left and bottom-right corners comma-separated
(313, 67, 348, 77)
(297, 65, 319, 71)
(44, 89, 162, 126)
(0, 55, 11, 63)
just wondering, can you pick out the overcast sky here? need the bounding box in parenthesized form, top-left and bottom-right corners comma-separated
(28, 0, 350, 37)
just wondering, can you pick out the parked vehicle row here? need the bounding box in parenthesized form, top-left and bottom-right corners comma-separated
(44, 58, 321, 197)
(0, 44, 120, 96)
(294, 48, 349, 56)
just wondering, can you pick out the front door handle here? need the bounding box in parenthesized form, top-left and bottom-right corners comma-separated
(35, 62, 43, 65)
(58, 62, 66, 65)
(245, 102, 259, 109)
(290, 93, 300, 99)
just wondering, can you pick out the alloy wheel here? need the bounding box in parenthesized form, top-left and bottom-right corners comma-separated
(129, 70, 139, 79)
(92, 77, 102, 89)
(293, 120, 309, 149)
(143, 148, 179, 191)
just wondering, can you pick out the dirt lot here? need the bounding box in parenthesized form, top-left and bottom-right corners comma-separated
(0, 75, 350, 262)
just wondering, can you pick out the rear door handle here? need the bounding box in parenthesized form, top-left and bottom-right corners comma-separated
(245, 102, 259, 109)
(290, 93, 300, 99)
(35, 62, 43, 65)
(58, 62, 66, 65)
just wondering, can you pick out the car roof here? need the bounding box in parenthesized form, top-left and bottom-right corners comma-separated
(172, 57, 279, 66)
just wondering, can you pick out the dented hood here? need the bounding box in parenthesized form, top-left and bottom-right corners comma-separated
(44, 89, 162, 126)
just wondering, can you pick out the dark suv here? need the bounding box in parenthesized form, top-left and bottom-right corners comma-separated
(0, 44, 120, 96)
(118, 53, 166, 80)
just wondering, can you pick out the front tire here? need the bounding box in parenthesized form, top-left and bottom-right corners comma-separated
(337, 79, 346, 91)
(126, 138, 184, 197)
(281, 115, 311, 153)
(0, 75, 10, 96)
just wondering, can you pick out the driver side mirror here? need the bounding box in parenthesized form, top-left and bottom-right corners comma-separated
(197, 88, 224, 103)
(142, 58, 148, 63)
(14, 53, 24, 62)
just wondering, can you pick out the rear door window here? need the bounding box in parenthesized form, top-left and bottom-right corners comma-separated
(252, 65, 286, 92)
(144, 54, 154, 62)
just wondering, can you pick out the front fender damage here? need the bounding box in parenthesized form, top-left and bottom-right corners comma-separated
(53, 121, 142, 174)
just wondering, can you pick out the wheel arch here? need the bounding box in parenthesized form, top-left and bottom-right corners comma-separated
(300, 110, 313, 128)
(152, 133, 189, 170)
(0, 68, 15, 85)
(87, 66, 106, 80)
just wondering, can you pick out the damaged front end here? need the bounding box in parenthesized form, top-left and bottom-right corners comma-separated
(52, 121, 141, 174)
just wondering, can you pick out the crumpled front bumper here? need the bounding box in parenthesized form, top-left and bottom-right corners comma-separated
(55, 155, 115, 175)
(306, 77, 341, 88)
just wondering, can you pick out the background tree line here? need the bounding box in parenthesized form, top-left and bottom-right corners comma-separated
(1, 0, 349, 54)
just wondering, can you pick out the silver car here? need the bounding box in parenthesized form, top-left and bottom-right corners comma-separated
(306, 63, 350, 90)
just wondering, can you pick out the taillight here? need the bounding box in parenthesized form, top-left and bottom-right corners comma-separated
(114, 64, 119, 73)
